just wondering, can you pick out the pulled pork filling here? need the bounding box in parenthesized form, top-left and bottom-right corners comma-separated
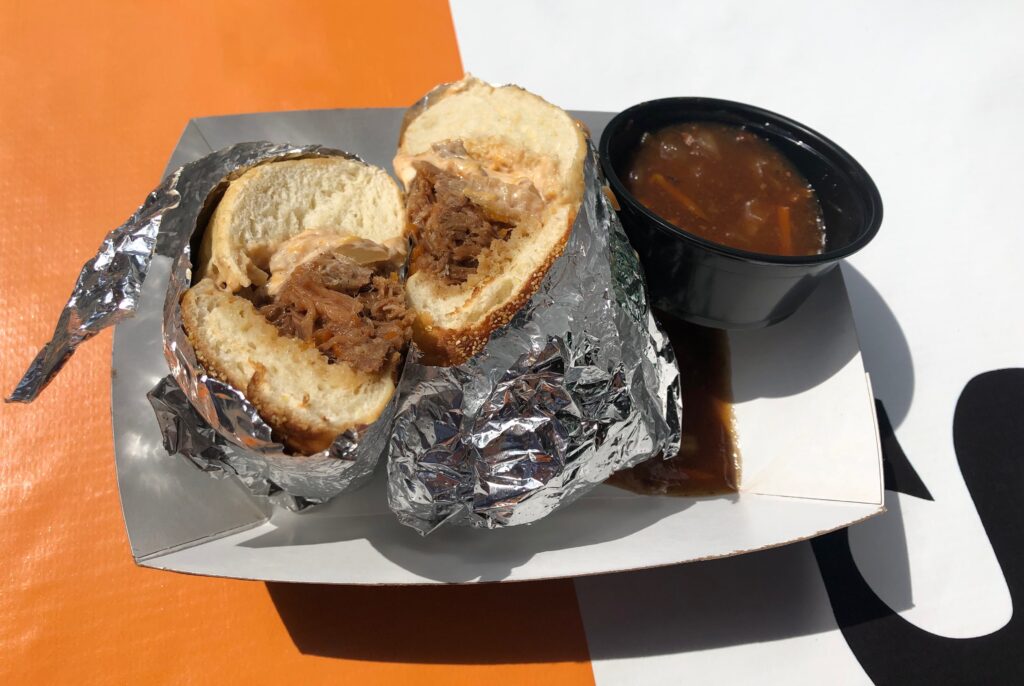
(405, 143, 544, 286)
(258, 253, 412, 375)
(407, 161, 512, 285)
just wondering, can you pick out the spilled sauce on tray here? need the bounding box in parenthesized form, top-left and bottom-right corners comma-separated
(607, 312, 740, 496)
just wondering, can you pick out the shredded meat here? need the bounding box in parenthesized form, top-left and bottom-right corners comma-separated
(406, 144, 544, 286)
(407, 161, 514, 285)
(258, 253, 412, 375)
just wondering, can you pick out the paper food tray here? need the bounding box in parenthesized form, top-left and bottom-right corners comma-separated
(110, 108, 883, 584)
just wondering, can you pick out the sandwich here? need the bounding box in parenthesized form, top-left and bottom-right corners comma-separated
(393, 76, 588, 366)
(181, 156, 411, 454)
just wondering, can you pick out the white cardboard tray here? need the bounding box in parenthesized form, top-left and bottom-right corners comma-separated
(110, 108, 883, 584)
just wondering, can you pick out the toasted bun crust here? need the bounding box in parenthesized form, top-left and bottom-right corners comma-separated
(394, 76, 587, 366)
(183, 157, 408, 453)
(182, 279, 400, 453)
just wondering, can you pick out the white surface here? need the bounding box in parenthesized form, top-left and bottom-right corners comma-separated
(451, 0, 1023, 675)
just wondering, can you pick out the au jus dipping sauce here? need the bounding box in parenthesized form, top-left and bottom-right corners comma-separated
(624, 122, 825, 256)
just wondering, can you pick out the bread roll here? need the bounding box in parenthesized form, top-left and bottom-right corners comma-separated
(393, 76, 587, 365)
(182, 156, 410, 454)
(198, 156, 407, 292)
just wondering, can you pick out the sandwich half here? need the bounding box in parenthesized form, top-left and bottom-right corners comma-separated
(182, 156, 411, 454)
(393, 76, 587, 365)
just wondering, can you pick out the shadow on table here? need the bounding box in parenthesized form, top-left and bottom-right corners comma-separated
(266, 577, 592, 663)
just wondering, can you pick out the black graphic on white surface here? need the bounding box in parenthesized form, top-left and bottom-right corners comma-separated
(813, 370, 1023, 684)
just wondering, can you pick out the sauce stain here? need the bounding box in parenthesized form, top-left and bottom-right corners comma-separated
(608, 312, 740, 496)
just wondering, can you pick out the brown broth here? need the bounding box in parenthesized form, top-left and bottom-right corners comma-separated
(607, 313, 739, 496)
(625, 122, 825, 256)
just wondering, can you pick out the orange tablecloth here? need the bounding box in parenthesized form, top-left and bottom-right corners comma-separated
(0, 3, 593, 682)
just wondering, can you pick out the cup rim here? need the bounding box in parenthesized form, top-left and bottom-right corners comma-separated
(598, 96, 884, 266)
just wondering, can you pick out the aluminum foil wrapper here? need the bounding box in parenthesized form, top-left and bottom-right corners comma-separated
(10, 141, 392, 510)
(388, 143, 682, 534)
(7, 171, 180, 403)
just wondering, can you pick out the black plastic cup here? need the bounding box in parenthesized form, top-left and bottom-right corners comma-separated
(599, 97, 883, 329)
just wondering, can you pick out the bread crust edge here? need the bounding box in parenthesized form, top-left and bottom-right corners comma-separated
(180, 285, 392, 455)
(401, 76, 589, 367)
(411, 206, 578, 366)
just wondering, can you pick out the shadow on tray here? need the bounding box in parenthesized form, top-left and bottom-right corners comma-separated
(242, 472, 706, 582)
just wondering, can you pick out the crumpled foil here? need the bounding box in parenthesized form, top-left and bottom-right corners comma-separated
(387, 143, 682, 534)
(7, 171, 181, 403)
(10, 141, 394, 509)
